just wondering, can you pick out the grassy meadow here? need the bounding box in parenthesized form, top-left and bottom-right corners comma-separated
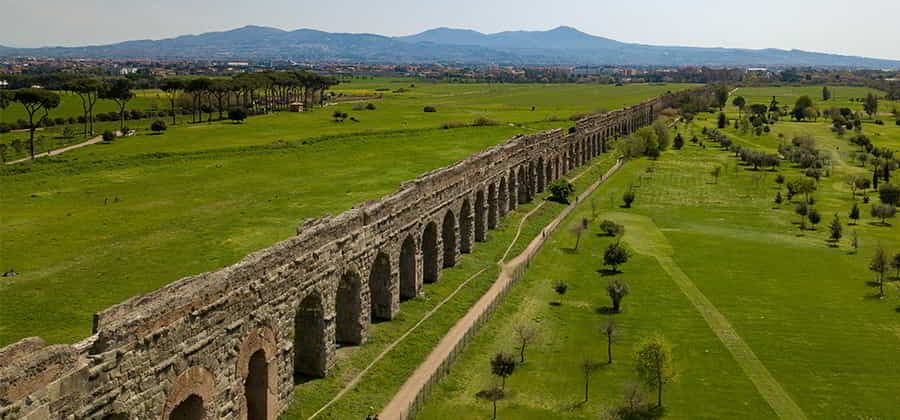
(0, 81, 685, 347)
(415, 88, 900, 419)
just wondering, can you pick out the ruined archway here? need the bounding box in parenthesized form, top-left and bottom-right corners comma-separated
(399, 235, 418, 300)
(474, 190, 486, 242)
(517, 166, 527, 204)
(422, 222, 439, 283)
(498, 177, 508, 217)
(336, 271, 364, 345)
(487, 183, 498, 229)
(169, 395, 204, 420)
(537, 157, 546, 193)
(163, 366, 216, 420)
(442, 210, 457, 268)
(545, 161, 553, 190)
(369, 252, 393, 321)
(507, 170, 517, 210)
(244, 349, 268, 420)
(294, 293, 328, 378)
(459, 200, 473, 254)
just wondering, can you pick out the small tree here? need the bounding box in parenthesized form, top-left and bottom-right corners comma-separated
(548, 179, 575, 203)
(490, 352, 517, 389)
(673, 133, 684, 150)
(891, 252, 900, 279)
(774, 191, 783, 205)
(850, 230, 859, 254)
(228, 107, 248, 124)
(717, 112, 728, 129)
(863, 93, 878, 118)
(822, 86, 832, 101)
(870, 245, 889, 297)
(622, 190, 635, 208)
(795, 201, 809, 229)
(513, 323, 538, 363)
(581, 359, 602, 402)
(634, 335, 676, 409)
(102, 130, 116, 142)
(101, 78, 134, 131)
(607, 278, 629, 313)
(879, 184, 900, 206)
(603, 243, 630, 272)
(13, 88, 61, 160)
(599, 220, 625, 237)
(871, 204, 896, 225)
(602, 319, 617, 364)
(571, 217, 589, 251)
(733, 96, 746, 119)
(829, 214, 842, 242)
(849, 203, 861, 225)
(150, 119, 167, 134)
(476, 386, 505, 420)
(807, 208, 821, 229)
(710, 165, 722, 184)
(554, 280, 568, 296)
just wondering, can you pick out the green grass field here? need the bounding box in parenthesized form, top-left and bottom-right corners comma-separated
(416, 90, 900, 419)
(0, 81, 685, 348)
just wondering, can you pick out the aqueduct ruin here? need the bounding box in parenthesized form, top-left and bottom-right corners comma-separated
(0, 97, 660, 419)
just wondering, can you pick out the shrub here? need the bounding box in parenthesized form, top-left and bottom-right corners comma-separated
(228, 107, 248, 123)
(0, 123, 10, 133)
(53, 117, 66, 126)
(440, 121, 467, 129)
(150, 120, 167, 133)
(878, 183, 900, 205)
(554, 281, 568, 295)
(599, 220, 625, 237)
(622, 190, 635, 208)
(604, 243, 630, 273)
(548, 180, 575, 203)
(102, 130, 116, 142)
(365, 102, 377, 110)
(874, 119, 884, 125)
(472, 117, 500, 126)
(423, 106, 437, 113)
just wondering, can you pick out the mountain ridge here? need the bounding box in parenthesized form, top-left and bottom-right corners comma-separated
(2, 25, 897, 69)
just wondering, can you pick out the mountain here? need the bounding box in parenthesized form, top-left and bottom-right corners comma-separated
(2, 25, 898, 69)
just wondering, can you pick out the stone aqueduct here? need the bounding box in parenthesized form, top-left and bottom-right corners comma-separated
(0, 97, 661, 419)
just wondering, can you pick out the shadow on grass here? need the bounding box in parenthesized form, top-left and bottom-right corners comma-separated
(293, 372, 319, 386)
(561, 247, 578, 254)
(549, 301, 562, 307)
(597, 268, 621, 277)
(596, 306, 620, 315)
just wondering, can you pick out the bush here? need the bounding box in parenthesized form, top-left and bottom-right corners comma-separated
(102, 130, 116, 142)
(150, 120, 167, 133)
(874, 119, 884, 125)
(599, 220, 625, 237)
(228, 107, 248, 123)
(554, 281, 568, 295)
(53, 117, 66, 126)
(622, 190, 635, 208)
(472, 117, 500, 126)
(365, 103, 377, 110)
(0, 123, 10, 133)
(548, 180, 575, 203)
(440, 121, 467, 129)
(423, 106, 437, 113)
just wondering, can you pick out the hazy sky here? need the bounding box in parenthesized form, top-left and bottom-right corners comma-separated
(3, 0, 899, 60)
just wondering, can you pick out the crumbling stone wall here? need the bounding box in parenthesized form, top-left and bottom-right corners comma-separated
(0, 98, 660, 420)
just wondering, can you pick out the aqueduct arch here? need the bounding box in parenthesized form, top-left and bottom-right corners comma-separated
(336, 271, 364, 345)
(474, 190, 486, 242)
(369, 252, 394, 321)
(163, 366, 217, 420)
(422, 222, 439, 283)
(293, 292, 330, 378)
(237, 326, 279, 420)
(487, 183, 498, 229)
(442, 210, 457, 268)
(399, 235, 418, 300)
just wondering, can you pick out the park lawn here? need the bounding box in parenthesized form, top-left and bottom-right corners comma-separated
(417, 113, 900, 418)
(285, 153, 619, 419)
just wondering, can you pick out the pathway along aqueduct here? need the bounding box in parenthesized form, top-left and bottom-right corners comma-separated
(0, 97, 661, 419)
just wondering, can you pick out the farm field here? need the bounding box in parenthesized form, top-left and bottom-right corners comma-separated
(0, 81, 685, 348)
(415, 89, 900, 418)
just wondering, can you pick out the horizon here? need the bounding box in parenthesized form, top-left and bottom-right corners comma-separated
(3, 0, 899, 61)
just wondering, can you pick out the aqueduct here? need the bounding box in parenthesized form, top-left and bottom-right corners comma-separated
(0, 97, 660, 419)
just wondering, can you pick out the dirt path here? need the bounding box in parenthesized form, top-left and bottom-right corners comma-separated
(606, 212, 808, 420)
(5, 133, 108, 165)
(380, 159, 624, 419)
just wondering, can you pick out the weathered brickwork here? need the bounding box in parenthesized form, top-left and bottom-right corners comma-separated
(0, 98, 660, 420)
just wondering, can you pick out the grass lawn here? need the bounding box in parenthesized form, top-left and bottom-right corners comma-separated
(416, 99, 900, 418)
(0, 81, 686, 348)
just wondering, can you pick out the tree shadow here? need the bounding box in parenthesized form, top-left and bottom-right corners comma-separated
(293, 372, 319, 385)
(865, 281, 882, 288)
(597, 268, 621, 276)
(863, 291, 885, 300)
(549, 301, 562, 307)
(561, 247, 578, 254)
(596, 306, 619, 315)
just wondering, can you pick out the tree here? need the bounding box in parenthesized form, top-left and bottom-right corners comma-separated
(792, 95, 815, 121)
(101, 79, 133, 131)
(599, 220, 625, 237)
(607, 278, 629, 313)
(602, 319, 617, 364)
(490, 352, 517, 389)
(570, 217, 589, 251)
(209, 79, 232, 120)
(829, 214, 842, 242)
(714, 84, 729, 110)
(774, 191, 783, 205)
(891, 252, 900, 279)
(476, 386, 505, 420)
(228, 107, 248, 124)
(548, 180, 575, 203)
(65, 78, 102, 136)
(870, 245, 889, 297)
(879, 183, 900, 205)
(795, 201, 809, 229)
(807, 208, 821, 229)
(732, 96, 746, 119)
(604, 243, 630, 273)
(849, 203, 861, 225)
(13, 88, 61, 160)
(581, 359, 602, 402)
(673, 133, 684, 150)
(710, 165, 722, 184)
(622, 190, 635, 208)
(822, 86, 832, 101)
(634, 335, 676, 409)
(717, 112, 728, 129)
(871, 204, 896, 225)
(160, 79, 185, 125)
(786, 177, 817, 203)
(850, 230, 859, 253)
(101, 130, 116, 142)
(150, 120, 167, 133)
(513, 323, 538, 363)
(863, 93, 879, 118)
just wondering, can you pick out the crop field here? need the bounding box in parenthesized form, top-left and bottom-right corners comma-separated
(415, 88, 900, 418)
(0, 80, 685, 348)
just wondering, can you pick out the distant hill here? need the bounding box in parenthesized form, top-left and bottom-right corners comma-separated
(2, 25, 898, 69)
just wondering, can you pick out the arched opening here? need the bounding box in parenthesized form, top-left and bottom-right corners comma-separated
(498, 177, 508, 217)
(169, 395, 204, 420)
(245, 349, 268, 420)
(545, 161, 553, 189)
(442, 210, 457, 268)
(294, 293, 327, 378)
(537, 157, 546, 193)
(369, 252, 392, 321)
(528, 161, 536, 199)
(555, 156, 561, 179)
(336, 271, 363, 345)
(487, 184, 498, 229)
(507, 171, 517, 210)
(400, 235, 417, 300)
(475, 190, 486, 241)
(422, 222, 439, 283)
(517, 167, 527, 204)
(459, 200, 473, 253)
(102, 414, 128, 420)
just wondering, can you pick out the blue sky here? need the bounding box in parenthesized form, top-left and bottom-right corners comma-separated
(3, 0, 899, 60)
